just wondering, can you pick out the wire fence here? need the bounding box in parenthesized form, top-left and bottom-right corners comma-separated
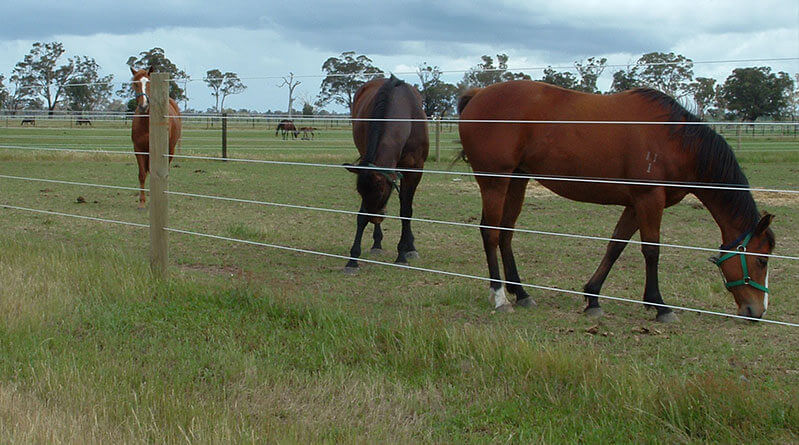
(2, 201, 798, 328)
(3, 78, 799, 327)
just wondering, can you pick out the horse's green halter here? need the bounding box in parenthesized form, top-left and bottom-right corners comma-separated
(365, 163, 403, 193)
(712, 232, 769, 293)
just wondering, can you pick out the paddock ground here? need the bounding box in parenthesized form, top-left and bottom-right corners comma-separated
(1, 122, 798, 442)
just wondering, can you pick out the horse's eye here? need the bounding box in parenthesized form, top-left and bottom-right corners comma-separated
(757, 257, 768, 267)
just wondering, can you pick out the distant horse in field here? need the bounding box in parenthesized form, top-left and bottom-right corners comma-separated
(275, 119, 298, 140)
(75, 118, 92, 126)
(343, 75, 429, 270)
(458, 80, 774, 321)
(130, 66, 182, 209)
(20, 118, 35, 126)
(300, 126, 316, 140)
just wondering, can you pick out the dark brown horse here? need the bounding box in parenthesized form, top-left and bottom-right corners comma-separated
(275, 119, 298, 140)
(458, 80, 774, 321)
(130, 67, 182, 208)
(344, 75, 429, 270)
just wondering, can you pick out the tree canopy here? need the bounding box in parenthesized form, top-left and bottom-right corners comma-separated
(415, 63, 458, 117)
(123, 47, 188, 102)
(204, 69, 247, 112)
(316, 51, 383, 113)
(720, 67, 794, 121)
(12, 42, 103, 114)
(459, 54, 530, 90)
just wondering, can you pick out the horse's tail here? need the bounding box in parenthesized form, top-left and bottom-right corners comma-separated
(457, 88, 482, 115)
(362, 74, 404, 165)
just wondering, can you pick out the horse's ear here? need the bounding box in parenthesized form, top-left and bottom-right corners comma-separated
(343, 163, 360, 174)
(129, 66, 137, 76)
(754, 212, 774, 235)
(147, 66, 154, 75)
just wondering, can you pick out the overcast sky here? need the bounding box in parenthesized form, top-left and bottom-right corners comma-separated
(1, 0, 797, 112)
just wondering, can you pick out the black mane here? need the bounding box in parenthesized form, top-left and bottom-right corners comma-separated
(632, 88, 760, 226)
(361, 75, 404, 165)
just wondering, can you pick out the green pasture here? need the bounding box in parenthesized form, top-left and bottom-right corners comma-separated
(0, 120, 798, 442)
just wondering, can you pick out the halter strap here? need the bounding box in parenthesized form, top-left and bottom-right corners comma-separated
(364, 162, 403, 193)
(713, 232, 769, 293)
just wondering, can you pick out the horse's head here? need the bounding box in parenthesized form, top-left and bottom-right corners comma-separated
(712, 213, 775, 319)
(130, 66, 153, 113)
(345, 163, 398, 223)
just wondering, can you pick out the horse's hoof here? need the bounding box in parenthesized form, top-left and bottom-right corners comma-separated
(342, 266, 359, 275)
(494, 303, 514, 314)
(516, 297, 537, 308)
(584, 306, 604, 318)
(394, 260, 409, 266)
(369, 248, 385, 255)
(404, 251, 420, 260)
(655, 311, 679, 323)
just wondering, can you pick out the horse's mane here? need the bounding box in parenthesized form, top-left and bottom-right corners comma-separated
(361, 75, 404, 165)
(632, 88, 759, 225)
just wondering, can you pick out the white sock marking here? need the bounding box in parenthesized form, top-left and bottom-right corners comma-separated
(490, 287, 509, 308)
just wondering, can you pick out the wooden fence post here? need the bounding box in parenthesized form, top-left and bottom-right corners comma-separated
(222, 112, 228, 160)
(149, 72, 170, 278)
(434, 116, 441, 162)
(736, 122, 742, 151)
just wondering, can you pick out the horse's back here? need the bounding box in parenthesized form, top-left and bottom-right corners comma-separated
(351, 78, 429, 166)
(458, 81, 693, 205)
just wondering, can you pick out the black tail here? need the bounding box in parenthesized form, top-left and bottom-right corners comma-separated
(362, 75, 404, 165)
(457, 88, 482, 115)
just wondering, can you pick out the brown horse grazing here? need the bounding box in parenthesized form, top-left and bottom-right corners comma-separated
(130, 66, 182, 209)
(275, 119, 298, 140)
(458, 80, 775, 321)
(299, 126, 316, 140)
(343, 75, 429, 270)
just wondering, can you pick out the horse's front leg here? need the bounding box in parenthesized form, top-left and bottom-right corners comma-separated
(344, 202, 369, 273)
(370, 222, 384, 254)
(135, 153, 148, 210)
(395, 171, 423, 264)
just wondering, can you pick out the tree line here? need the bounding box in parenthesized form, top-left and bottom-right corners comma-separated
(1, 42, 797, 123)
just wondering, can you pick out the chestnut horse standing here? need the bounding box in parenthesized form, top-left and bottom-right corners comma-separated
(130, 67, 182, 208)
(344, 75, 429, 270)
(458, 80, 774, 321)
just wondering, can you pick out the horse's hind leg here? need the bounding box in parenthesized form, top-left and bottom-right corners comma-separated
(582, 206, 638, 317)
(498, 176, 535, 308)
(395, 171, 423, 264)
(344, 202, 370, 273)
(477, 176, 513, 312)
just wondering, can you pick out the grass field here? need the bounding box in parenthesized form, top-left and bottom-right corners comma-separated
(1, 118, 798, 442)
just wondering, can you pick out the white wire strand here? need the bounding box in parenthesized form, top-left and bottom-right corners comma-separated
(167, 115, 799, 126)
(0, 204, 147, 228)
(0, 174, 147, 192)
(2, 199, 797, 327)
(0, 145, 149, 156)
(165, 153, 799, 194)
(164, 226, 799, 328)
(165, 189, 799, 261)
